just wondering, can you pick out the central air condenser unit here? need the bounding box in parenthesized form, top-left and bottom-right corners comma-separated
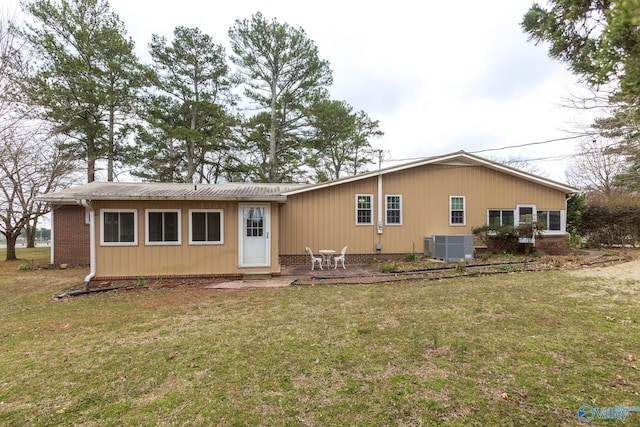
(432, 234, 474, 262)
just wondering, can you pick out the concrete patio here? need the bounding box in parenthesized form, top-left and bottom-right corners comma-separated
(205, 264, 380, 289)
(280, 263, 380, 278)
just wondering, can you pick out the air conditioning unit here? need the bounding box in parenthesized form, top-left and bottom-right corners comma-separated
(432, 234, 474, 262)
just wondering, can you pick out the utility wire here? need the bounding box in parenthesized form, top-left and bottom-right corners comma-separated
(385, 132, 605, 164)
(468, 134, 593, 154)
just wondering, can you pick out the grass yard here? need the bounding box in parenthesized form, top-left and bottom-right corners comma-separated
(0, 248, 639, 426)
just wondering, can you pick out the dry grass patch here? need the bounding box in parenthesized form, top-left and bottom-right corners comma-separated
(0, 249, 639, 425)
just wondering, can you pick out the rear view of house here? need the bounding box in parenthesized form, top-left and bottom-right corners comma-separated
(39, 151, 577, 282)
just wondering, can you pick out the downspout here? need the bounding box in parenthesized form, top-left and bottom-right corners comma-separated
(80, 199, 95, 290)
(50, 208, 55, 266)
(376, 172, 383, 252)
(377, 173, 383, 234)
(375, 150, 384, 252)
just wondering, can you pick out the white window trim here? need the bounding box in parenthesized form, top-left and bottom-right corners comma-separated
(355, 194, 373, 225)
(100, 209, 138, 246)
(188, 209, 224, 245)
(385, 194, 402, 225)
(538, 209, 566, 235)
(145, 209, 182, 246)
(516, 204, 537, 225)
(449, 195, 466, 226)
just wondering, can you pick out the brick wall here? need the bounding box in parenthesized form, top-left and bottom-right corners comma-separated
(279, 235, 571, 266)
(535, 234, 571, 255)
(280, 252, 407, 266)
(53, 204, 90, 266)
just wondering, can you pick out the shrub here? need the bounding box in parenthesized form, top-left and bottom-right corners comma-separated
(454, 263, 467, 273)
(134, 278, 149, 287)
(578, 202, 640, 248)
(404, 253, 421, 262)
(496, 264, 515, 272)
(378, 263, 399, 273)
(420, 260, 437, 269)
(472, 224, 519, 254)
(472, 222, 545, 255)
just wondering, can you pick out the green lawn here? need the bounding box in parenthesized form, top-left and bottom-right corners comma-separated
(0, 248, 638, 426)
(0, 246, 51, 265)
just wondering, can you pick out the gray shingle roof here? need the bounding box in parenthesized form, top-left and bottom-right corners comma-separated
(39, 151, 578, 204)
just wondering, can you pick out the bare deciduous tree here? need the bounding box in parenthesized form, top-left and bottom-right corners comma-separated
(565, 138, 627, 197)
(0, 10, 29, 133)
(0, 126, 77, 260)
(489, 155, 544, 177)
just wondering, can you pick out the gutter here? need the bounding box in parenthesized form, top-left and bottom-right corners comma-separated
(80, 199, 96, 290)
(66, 195, 290, 202)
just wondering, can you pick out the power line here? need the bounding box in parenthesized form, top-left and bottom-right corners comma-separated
(468, 134, 595, 155)
(384, 133, 603, 165)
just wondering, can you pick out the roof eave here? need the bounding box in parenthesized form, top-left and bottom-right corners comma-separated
(40, 195, 289, 203)
(35, 197, 80, 204)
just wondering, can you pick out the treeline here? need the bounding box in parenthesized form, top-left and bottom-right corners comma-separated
(8, 1, 384, 185)
(522, 1, 640, 248)
(0, 0, 385, 259)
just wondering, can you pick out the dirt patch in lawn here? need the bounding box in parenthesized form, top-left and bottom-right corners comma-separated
(567, 256, 640, 281)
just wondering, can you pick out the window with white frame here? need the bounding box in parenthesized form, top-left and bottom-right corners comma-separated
(538, 210, 562, 231)
(101, 209, 137, 246)
(488, 209, 514, 227)
(356, 194, 373, 225)
(146, 209, 181, 245)
(517, 205, 535, 225)
(189, 209, 223, 244)
(385, 195, 402, 225)
(449, 196, 465, 226)
(244, 207, 264, 237)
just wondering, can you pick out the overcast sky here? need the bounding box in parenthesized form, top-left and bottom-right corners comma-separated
(7, 0, 596, 181)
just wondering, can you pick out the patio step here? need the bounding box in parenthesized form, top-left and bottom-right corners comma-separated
(242, 273, 273, 280)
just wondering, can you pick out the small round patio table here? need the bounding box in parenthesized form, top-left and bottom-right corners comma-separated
(318, 249, 336, 268)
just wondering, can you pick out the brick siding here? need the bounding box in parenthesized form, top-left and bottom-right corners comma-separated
(280, 252, 410, 266)
(53, 204, 90, 266)
(535, 234, 571, 255)
(280, 235, 571, 266)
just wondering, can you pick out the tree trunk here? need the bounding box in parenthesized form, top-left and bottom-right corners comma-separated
(269, 80, 278, 183)
(87, 135, 96, 183)
(87, 156, 96, 183)
(25, 224, 36, 248)
(108, 104, 115, 182)
(186, 105, 197, 182)
(5, 233, 18, 261)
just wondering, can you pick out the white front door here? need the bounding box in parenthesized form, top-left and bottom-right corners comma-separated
(239, 204, 270, 267)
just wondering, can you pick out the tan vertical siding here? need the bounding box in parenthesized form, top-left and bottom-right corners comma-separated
(280, 163, 568, 256)
(280, 178, 379, 257)
(93, 200, 281, 279)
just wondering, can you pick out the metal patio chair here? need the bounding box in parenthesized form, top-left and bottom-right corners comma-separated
(305, 247, 323, 270)
(334, 245, 347, 269)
